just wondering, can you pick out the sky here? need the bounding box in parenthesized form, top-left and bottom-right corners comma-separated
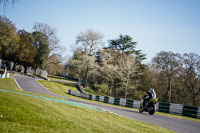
(0, 0, 200, 62)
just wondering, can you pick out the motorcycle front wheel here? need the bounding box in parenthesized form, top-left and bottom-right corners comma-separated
(139, 106, 143, 113)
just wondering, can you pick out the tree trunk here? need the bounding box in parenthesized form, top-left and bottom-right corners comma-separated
(84, 77, 88, 88)
(84, 66, 89, 88)
(167, 79, 172, 103)
(110, 84, 113, 96)
(12, 62, 16, 71)
(24, 65, 27, 74)
(193, 94, 197, 106)
(125, 80, 129, 99)
(109, 80, 113, 96)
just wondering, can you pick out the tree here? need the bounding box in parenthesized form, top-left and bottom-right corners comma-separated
(31, 31, 50, 69)
(17, 30, 36, 73)
(69, 48, 97, 88)
(0, 0, 19, 8)
(0, 15, 20, 70)
(67, 49, 82, 78)
(96, 49, 119, 96)
(152, 51, 180, 102)
(117, 54, 138, 99)
(0, 15, 18, 60)
(95, 48, 140, 98)
(141, 64, 172, 102)
(76, 29, 103, 55)
(33, 23, 60, 55)
(75, 29, 103, 88)
(104, 35, 145, 97)
(45, 55, 63, 75)
(180, 53, 200, 106)
(33, 23, 63, 70)
(107, 34, 146, 60)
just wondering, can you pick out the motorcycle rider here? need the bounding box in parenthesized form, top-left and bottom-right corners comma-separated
(141, 88, 156, 109)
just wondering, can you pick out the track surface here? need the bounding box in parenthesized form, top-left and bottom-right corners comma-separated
(14, 75, 200, 133)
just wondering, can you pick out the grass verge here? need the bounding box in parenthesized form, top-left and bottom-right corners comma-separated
(9, 73, 15, 76)
(0, 78, 174, 133)
(155, 112, 200, 123)
(0, 78, 20, 91)
(38, 80, 77, 93)
(47, 75, 77, 83)
(83, 87, 101, 95)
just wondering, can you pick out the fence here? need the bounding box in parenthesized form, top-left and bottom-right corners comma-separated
(67, 89, 200, 119)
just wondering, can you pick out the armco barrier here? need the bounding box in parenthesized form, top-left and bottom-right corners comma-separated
(67, 89, 200, 119)
(104, 96, 109, 103)
(68, 89, 81, 97)
(133, 100, 140, 108)
(100, 96, 104, 102)
(88, 94, 92, 100)
(114, 98, 120, 105)
(92, 94, 96, 101)
(95, 95, 100, 101)
(197, 107, 200, 119)
(108, 97, 114, 104)
(126, 100, 133, 107)
(119, 98, 126, 106)
(155, 102, 159, 112)
(182, 105, 198, 118)
(169, 103, 183, 116)
(158, 102, 170, 113)
(67, 89, 88, 99)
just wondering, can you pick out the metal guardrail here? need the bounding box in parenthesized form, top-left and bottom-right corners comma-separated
(158, 102, 170, 113)
(67, 89, 200, 119)
(183, 106, 199, 118)
(169, 103, 183, 116)
(197, 108, 200, 119)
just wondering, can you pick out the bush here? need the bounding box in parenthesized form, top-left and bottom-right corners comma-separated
(95, 84, 110, 96)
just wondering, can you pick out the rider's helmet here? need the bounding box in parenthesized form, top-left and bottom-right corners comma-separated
(149, 88, 154, 93)
(149, 88, 156, 98)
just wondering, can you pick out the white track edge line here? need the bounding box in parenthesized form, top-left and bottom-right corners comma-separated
(35, 79, 55, 95)
(12, 77, 23, 91)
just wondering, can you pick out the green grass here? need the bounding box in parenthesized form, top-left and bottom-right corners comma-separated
(84, 87, 101, 96)
(9, 73, 15, 76)
(38, 80, 78, 95)
(0, 78, 20, 91)
(47, 75, 78, 83)
(38, 80, 200, 123)
(0, 78, 174, 133)
(47, 75, 103, 96)
(155, 111, 200, 123)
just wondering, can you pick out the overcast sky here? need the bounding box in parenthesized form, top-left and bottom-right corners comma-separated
(1, 0, 200, 62)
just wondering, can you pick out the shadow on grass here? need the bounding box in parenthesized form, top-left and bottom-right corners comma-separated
(61, 82, 77, 88)
(50, 81, 77, 88)
(48, 75, 78, 82)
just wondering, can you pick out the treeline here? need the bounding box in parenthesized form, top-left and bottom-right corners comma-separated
(67, 30, 200, 106)
(0, 15, 62, 74)
(145, 52, 200, 106)
(1, 15, 199, 106)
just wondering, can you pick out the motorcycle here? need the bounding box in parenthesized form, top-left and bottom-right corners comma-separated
(139, 97, 158, 115)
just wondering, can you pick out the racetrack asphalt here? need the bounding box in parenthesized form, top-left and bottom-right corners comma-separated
(14, 75, 200, 133)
